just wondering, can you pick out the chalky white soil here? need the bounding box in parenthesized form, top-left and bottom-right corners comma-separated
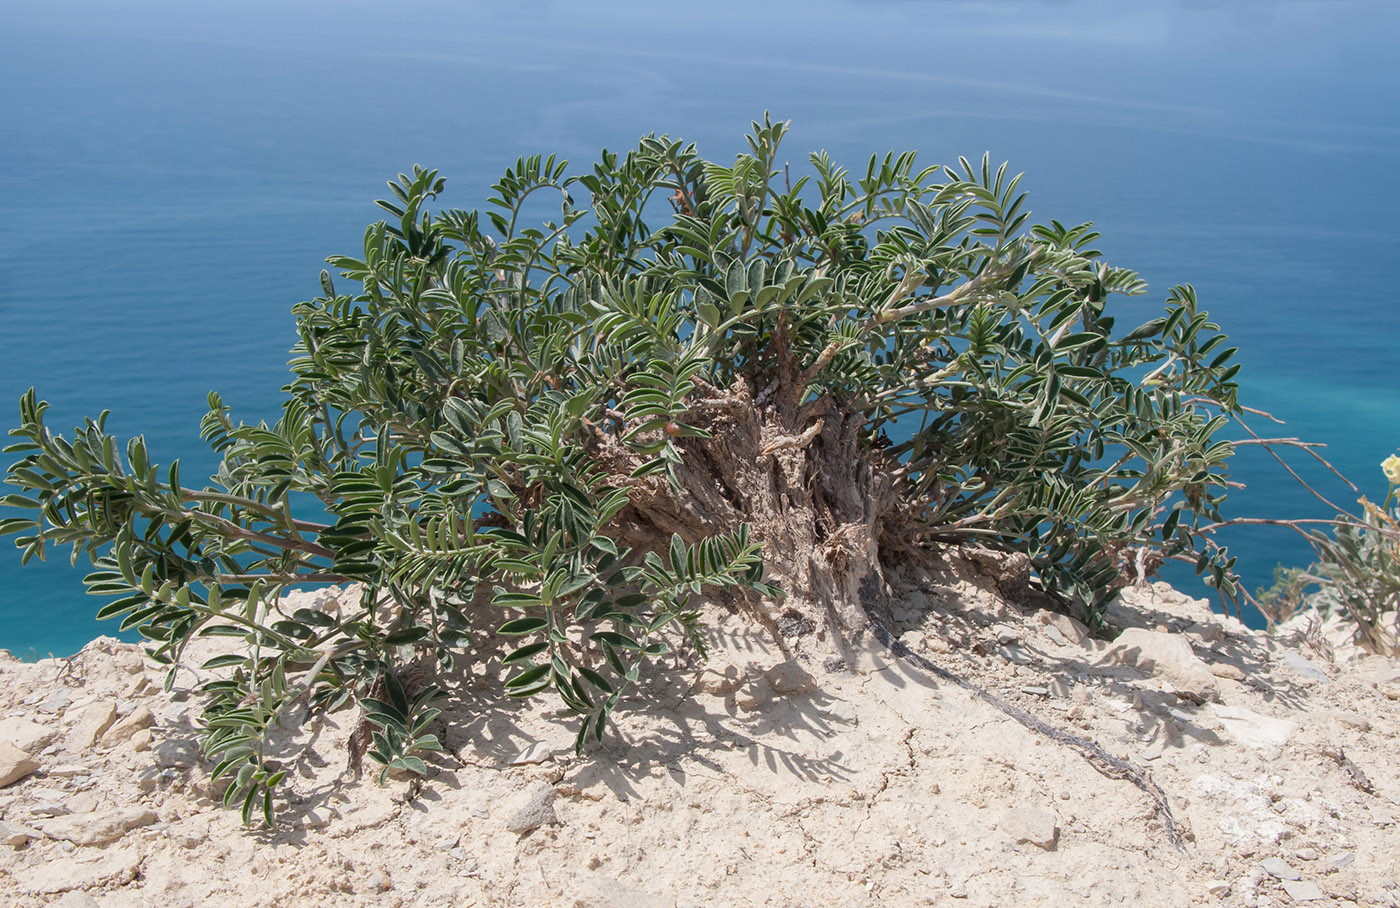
(1, 561, 1397, 908)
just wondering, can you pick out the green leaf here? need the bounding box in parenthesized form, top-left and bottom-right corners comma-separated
(498, 617, 549, 636)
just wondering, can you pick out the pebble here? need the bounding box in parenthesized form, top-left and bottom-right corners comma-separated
(1000, 806, 1058, 850)
(1280, 880, 1324, 901)
(1106, 628, 1220, 703)
(301, 809, 332, 829)
(1276, 652, 1328, 685)
(1326, 851, 1355, 870)
(1260, 857, 1301, 881)
(0, 819, 43, 846)
(570, 873, 673, 908)
(1021, 686, 1050, 697)
(40, 807, 159, 846)
(135, 768, 164, 792)
(47, 763, 90, 778)
(102, 705, 155, 745)
(1000, 645, 1033, 665)
(0, 740, 40, 787)
(63, 702, 117, 752)
(153, 739, 200, 769)
(693, 664, 744, 696)
(1206, 881, 1231, 897)
(505, 782, 558, 834)
(509, 741, 554, 765)
(38, 689, 72, 713)
(1210, 663, 1246, 681)
(764, 661, 817, 696)
(0, 718, 60, 754)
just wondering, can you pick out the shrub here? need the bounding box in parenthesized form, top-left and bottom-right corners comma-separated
(1, 116, 1244, 823)
(1265, 457, 1400, 654)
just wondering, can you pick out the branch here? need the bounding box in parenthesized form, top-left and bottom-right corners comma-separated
(182, 490, 330, 533)
(185, 511, 335, 559)
(760, 419, 824, 456)
(792, 341, 843, 397)
(216, 572, 351, 584)
(1231, 412, 1360, 519)
(864, 255, 1021, 330)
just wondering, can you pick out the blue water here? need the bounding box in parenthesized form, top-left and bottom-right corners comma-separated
(3, 1, 1398, 656)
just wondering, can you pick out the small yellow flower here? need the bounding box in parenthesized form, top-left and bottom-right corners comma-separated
(1383, 454, 1400, 485)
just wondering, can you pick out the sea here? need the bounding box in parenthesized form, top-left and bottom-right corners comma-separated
(2, 0, 1398, 657)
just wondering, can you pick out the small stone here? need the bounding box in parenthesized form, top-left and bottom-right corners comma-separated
(12, 845, 140, 893)
(1042, 625, 1071, 647)
(1206, 880, 1231, 897)
(135, 767, 163, 792)
(1331, 712, 1370, 732)
(1276, 652, 1328, 685)
(0, 718, 60, 754)
(569, 873, 673, 908)
(508, 740, 554, 765)
(764, 661, 817, 696)
(994, 625, 1020, 645)
(1293, 848, 1320, 862)
(1214, 705, 1295, 750)
(38, 689, 72, 713)
(301, 809, 332, 829)
(1325, 851, 1354, 870)
(0, 820, 43, 846)
(1021, 686, 1050, 697)
(1260, 857, 1302, 881)
(30, 801, 70, 818)
(1280, 880, 1324, 901)
(129, 728, 154, 752)
(153, 739, 199, 769)
(1000, 806, 1058, 850)
(0, 740, 40, 787)
(1210, 663, 1246, 681)
(1106, 628, 1220, 703)
(505, 782, 558, 834)
(734, 680, 772, 712)
(1000, 645, 1032, 665)
(102, 705, 154, 745)
(366, 870, 392, 892)
(63, 702, 117, 752)
(40, 807, 159, 846)
(949, 883, 969, 899)
(694, 664, 744, 696)
(1186, 621, 1225, 644)
(47, 763, 89, 777)
(1041, 612, 1090, 646)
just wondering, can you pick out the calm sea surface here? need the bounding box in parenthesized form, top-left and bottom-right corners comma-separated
(3, 0, 1398, 655)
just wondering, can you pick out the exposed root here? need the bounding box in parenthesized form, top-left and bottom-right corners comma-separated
(864, 607, 1189, 852)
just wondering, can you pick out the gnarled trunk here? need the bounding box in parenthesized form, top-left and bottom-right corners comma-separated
(595, 377, 906, 664)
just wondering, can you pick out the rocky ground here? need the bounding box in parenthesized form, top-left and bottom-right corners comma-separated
(1, 558, 1397, 908)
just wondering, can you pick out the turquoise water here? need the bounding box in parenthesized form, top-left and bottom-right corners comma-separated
(3, 1, 1398, 655)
